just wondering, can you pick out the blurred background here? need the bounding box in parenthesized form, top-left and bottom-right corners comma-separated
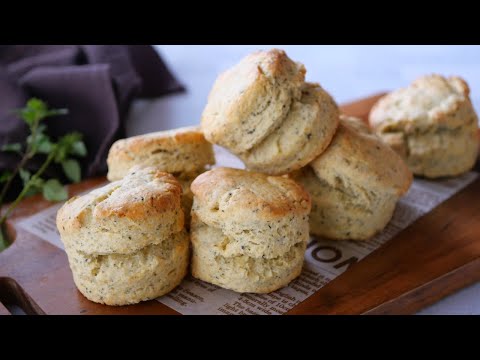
(127, 45, 480, 136)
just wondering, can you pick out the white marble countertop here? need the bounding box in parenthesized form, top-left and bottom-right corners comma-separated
(126, 45, 480, 315)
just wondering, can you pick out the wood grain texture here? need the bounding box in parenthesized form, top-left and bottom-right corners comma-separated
(0, 93, 479, 315)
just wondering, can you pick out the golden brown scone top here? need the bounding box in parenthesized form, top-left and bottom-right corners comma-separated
(369, 74, 473, 133)
(58, 167, 182, 231)
(191, 167, 311, 221)
(311, 116, 412, 196)
(108, 126, 212, 162)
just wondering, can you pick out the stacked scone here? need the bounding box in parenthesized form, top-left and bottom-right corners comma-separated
(369, 74, 479, 178)
(190, 167, 311, 293)
(201, 48, 413, 244)
(107, 126, 215, 225)
(191, 49, 339, 293)
(202, 49, 339, 175)
(57, 168, 189, 305)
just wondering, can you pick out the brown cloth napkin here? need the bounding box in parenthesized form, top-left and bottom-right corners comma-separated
(0, 45, 184, 200)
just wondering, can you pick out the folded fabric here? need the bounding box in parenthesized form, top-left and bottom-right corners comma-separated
(0, 45, 184, 200)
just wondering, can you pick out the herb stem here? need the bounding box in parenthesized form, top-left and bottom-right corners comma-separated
(0, 99, 80, 252)
(0, 155, 29, 206)
(0, 225, 7, 251)
(0, 115, 40, 206)
(0, 151, 56, 226)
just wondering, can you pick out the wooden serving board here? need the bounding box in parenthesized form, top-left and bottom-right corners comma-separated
(1, 93, 480, 315)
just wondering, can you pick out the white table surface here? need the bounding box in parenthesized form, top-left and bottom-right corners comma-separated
(126, 45, 480, 315)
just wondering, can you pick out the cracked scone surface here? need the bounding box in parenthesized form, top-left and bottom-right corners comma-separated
(57, 167, 189, 305)
(291, 116, 412, 240)
(201, 49, 338, 175)
(201, 49, 306, 154)
(57, 168, 184, 254)
(190, 167, 311, 293)
(240, 83, 339, 174)
(369, 74, 479, 178)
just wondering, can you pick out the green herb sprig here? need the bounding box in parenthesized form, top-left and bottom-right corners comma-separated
(0, 98, 87, 250)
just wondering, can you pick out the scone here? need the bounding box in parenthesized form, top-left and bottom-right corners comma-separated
(106, 126, 215, 224)
(201, 49, 306, 154)
(57, 167, 189, 305)
(240, 83, 339, 174)
(190, 167, 311, 293)
(369, 74, 479, 178)
(201, 49, 339, 175)
(291, 116, 412, 240)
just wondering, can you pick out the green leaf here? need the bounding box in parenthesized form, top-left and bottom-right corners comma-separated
(42, 179, 68, 202)
(54, 145, 68, 163)
(30, 176, 44, 189)
(36, 124, 47, 135)
(26, 134, 37, 147)
(37, 138, 53, 154)
(55, 132, 83, 163)
(59, 132, 83, 147)
(62, 159, 81, 183)
(0, 171, 11, 183)
(24, 112, 36, 126)
(19, 169, 44, 197)
(24, 176, 44, 198)
(21, 98, 47, 126)
(19, 168, 44, 198)
(17, 108, 37, 127)
(19, 169, 31, 184)
(70, 141, 87, 157)
(2, 143, 22, 154)
(14, 98, 68, 127)
(27, 132, 52, 155)
(26, 98, 48, 113)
